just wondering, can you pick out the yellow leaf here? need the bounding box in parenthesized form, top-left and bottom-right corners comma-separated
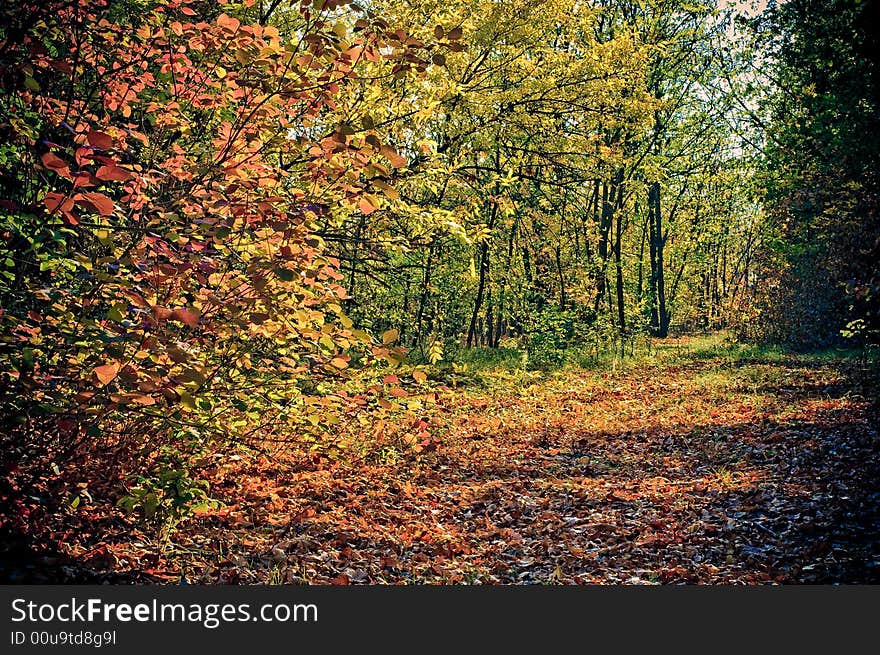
(235, 48, 254, 65)
(352, 329, 372, 342)
(179, 391, 196, 410)
(381, 328, 399, 344)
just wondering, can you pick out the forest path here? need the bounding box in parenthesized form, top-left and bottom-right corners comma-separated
(39, 342, 878, 584)
(162, 344, 879, 584)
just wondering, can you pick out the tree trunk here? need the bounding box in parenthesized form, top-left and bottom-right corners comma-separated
(415, 241, 434, 341)
(614, 194, 626, 333)
(494, 219, 517, 347)
(593, 180, 611, 315)
(555, 244, 567, 309)
(344, 215, 366, 313)
(648, 181, 669, 337)
(467, 201, 498, 347)
(636, 199, 647, 306)
(467, 241, 489, 348)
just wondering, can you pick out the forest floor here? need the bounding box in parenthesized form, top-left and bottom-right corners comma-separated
(7, 336, 880, 584)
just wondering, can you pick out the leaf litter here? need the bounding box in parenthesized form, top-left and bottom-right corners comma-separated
(4, 351, 879, 584)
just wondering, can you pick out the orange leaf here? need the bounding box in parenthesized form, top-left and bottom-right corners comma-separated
(152, 306, 173, 320)
(93, 362, 119, 387)
(217, 13, 241, 32)
(171, 308, 199, 327)
(380, 145, 407, 168)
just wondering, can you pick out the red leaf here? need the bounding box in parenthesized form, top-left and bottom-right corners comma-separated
(75, 146, 94, 167)
(44, 192, 71, 213)
(41, 152, 71, 178)
(96, 165, 133, 182)
(44, 192, 78, 224)
(87, 131, 114, 149)
(75, 192, 114, 216)
(72, 172, 97, 188)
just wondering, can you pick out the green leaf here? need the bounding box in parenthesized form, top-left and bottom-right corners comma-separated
(276, 267, 295, 282)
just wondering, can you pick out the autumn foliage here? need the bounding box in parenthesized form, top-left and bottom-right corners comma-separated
(0, 0, 439, 527)
(1, 0, 878, 585)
